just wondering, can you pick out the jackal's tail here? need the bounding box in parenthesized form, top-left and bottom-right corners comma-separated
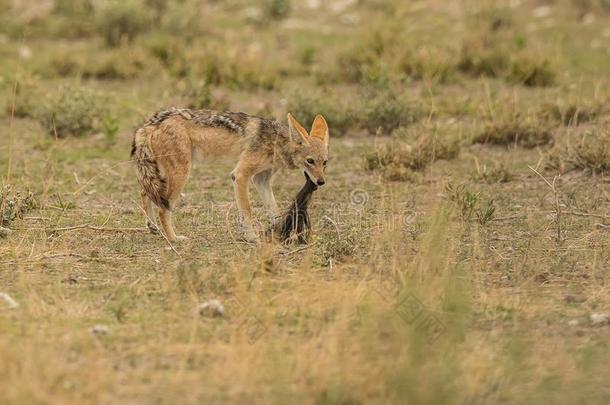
(131, 128, 170, 210)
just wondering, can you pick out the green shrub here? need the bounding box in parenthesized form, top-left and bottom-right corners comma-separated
(160, 0, 202, 36)
(456, 16, 521, 79)
(264, 0, 291, 20)
(0, 185, 36, 228)
(5, 81, 39, 119)
(286, 90, 354, 136)
(547, 129, 610, 174)
(95, 0, 153, 47)
(83, 48, 148, 80)
(362, 92, 423, 134)
(444, 182, 484, 221)
(365, 126, 460, 181)
(54, 0, 93, 15)
(36, 86, 109, 137)
(400, 48, 457, 83)
(180, 79, 230, 111)
(102, 115, 120, 147)
(333, 23, 400, 84)
(47, 54, 81, 77)
(457, 42, 509, 78)
(508, 57, 556, 87)
(164, 45, 278, 90)
(540, 101, 601, 126)
(473, 118, 553, 148)
(472, 161, 513, 184)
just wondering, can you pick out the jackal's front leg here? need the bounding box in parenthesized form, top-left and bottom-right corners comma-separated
(231, 163, 259, 242)
(253, 169, 279, 224)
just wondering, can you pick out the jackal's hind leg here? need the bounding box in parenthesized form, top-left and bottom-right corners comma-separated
(159, 207, 187, 242)
(141, 191, 159, 234)
(231, 163, 259, 242)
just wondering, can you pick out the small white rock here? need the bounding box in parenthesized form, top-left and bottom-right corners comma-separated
(197, 299, 225, 318)
(533, 6, 551, 18)
(18, 45, 32, 60)
(0, 226, 12, 238)
(590, 313, 609, 326)
(567, 319, 579, 327)
(90, 324, 110, 336)
(0, 292, 19, 309)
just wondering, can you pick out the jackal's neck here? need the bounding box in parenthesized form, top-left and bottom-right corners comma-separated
(272, 123, 300, 169)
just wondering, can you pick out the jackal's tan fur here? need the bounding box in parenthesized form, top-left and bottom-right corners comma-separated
(131, 108, 329, 242)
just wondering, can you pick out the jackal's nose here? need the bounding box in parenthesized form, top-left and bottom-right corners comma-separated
(317, 179, 325, 186)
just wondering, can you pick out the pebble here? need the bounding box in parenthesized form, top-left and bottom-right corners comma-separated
(0, 292, 19, 309)
(590, 313, 609, 326)
(0, 226, 12, 238)
(90, 324, 110, 336)
(197, 299, 225, 318)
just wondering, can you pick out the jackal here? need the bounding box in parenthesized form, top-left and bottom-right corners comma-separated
(131, 108, 329, 242)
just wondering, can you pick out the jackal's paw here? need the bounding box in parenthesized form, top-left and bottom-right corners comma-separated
(238, 227, 260, 243)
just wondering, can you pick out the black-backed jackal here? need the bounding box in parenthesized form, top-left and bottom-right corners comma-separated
(131, 108, 329, 242)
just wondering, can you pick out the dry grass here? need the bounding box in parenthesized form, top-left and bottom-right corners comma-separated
(547, 129, 610, 174)
(473, 118, 554, 148)
(1, 0, 610, 403)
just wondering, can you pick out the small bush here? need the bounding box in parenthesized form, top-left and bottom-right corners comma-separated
(5, 81, 39, 118)
(95, 0, 153, 47)
(473, 118, 553, 148)
(444, 182, 480, 221)
(456, 18, 522, 79)
(400, 48, 457, 83)
(547, 129, 610, 174)
(37, 86, 109, 137)
(472, 161, 513, 183)
(445, 183, 495, 225)
(316, 225, 366, 267)
(159, 0, 202, 36)
(172, 46, 279, 90)
(457, 42, 509, 78)
(145, 34, 188, 76)
(264, 0, 291, 20)
(82, 49, 148, 80)
(540, 101, 601, 126)
(336, 46, 378, 84)
(0, 185, 36, 228)
(362, 92, 423, 134)
(102, 115, 119, 147)
(286, 90, 354, 136)
(508, 57, 556, 87)
(365, 126, 460, 181)
(333, 23, 400, 84)
(180, 79, 230, 111)
(54, 0, 93, 15)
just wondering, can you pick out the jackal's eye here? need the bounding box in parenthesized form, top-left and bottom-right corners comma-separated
(323, 160, 328, 166)
(306, 158, 315, 165)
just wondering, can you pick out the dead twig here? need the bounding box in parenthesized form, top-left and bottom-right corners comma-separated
(528, 166, 562, 243)
(43, 224, 148, 233)
(563, 211, 610, 220)
(281, 245, 311, 256)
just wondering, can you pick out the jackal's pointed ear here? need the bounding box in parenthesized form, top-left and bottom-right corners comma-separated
(287, 113, 310, 145)
(310, 114, 329, 147)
